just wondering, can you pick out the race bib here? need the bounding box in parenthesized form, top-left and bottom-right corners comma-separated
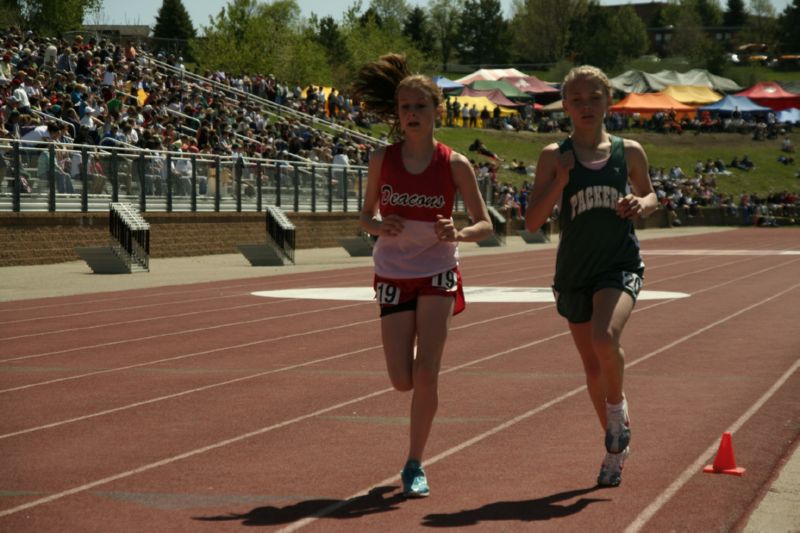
(376, 282, 400, 305)
(621, 271, 643, 297)
(432, 269, 458, 291)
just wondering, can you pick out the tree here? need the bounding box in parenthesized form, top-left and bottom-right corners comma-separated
(191, 0, 330, 84)
(369, 0, 410, 32)
(693, 0, 723, 26)
(454, 0, 508, 65)
(428, 0, 462, 71)
(20, 0, 102, 35)
(570, 4, 648, 70)
(1, 0, 23, 28)
(358, 6, 384, 27)
(723, 0, 747, 26)
(508, 0, 588, 65)
(668, 3, 717, 65)
(614, 5, 650, 61)
(738, 0, 778, 51)
(658, 0, 722, 27)
(310, 15, 349, 66)
(339, 14, 428, 87)
(776, 0, 800, 53)
(153, 0, 196, 57)
(403, 7, 435, 55)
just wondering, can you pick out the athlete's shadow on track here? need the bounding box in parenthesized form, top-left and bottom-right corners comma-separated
(193, 485, 405, 526)
(421, 486, 608, 527)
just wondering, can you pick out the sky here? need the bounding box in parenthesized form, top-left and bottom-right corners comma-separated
(95, 0, 792, 28)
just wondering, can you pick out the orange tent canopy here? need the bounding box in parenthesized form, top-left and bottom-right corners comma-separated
(609, 92, 696, 119)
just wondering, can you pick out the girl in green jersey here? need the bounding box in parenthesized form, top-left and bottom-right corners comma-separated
(525, 66, 657, 487)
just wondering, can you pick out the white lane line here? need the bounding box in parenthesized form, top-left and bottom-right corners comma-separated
(0, 323, 567, 519)
(0, 301, 369, 364)
(2, 281, 796, 519)
(0, 254, 528, 322)
(0, 299, 292, 342)
(0, 387, 396, 519)
(0, 291, 255, 326)
(281, 281, 800, 532)
(624, 358, 800, 533)
(0, 258, 540, 339)
(3, 255, 795, 448)
(0, 307, 549, 438)
(0, 253, 748, 343)
(0, 345, 381, 440)
(0, 268, 372, 315)
(645, 249, 800, 256)
(280, 385, 587, 533)
(0, 316, 377, 394)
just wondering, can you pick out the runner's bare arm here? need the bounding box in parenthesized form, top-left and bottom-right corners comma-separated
(359, 147, 404, 237)
(617, 139, 657, 220)
(437, 151, 492, 242)
(525, 143, 572, 232)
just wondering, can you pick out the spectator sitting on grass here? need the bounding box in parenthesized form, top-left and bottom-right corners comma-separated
(468, 138, 501, 160)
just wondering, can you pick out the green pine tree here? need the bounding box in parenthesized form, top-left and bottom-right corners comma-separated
(153, 0, 196, 57)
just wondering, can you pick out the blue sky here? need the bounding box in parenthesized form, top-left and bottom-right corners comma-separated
(95, 0, 792, 28)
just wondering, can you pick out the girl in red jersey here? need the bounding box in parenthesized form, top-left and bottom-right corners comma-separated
(353, 54, 492, 498)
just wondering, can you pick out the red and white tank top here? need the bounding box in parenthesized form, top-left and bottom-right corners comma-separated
(373, 142, 459, 278)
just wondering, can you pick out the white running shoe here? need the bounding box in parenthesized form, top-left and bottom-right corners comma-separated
(598, 446, 630, 487)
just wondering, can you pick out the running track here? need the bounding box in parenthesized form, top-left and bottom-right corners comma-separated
(1, 227, 798, 532)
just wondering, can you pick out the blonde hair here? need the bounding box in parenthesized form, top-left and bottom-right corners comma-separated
(561, 65, 612, 101)
(351, 53, 442, 137)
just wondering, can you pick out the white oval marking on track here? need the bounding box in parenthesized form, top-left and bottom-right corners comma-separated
(251, 287, 690, 303)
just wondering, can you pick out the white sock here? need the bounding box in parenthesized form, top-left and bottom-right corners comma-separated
(606, 398, 627, 413)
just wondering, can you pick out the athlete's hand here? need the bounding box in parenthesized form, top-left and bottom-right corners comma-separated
(379, 214, 405, 236)
(435, 215, 458, 242)
(617, 194, 643, 219)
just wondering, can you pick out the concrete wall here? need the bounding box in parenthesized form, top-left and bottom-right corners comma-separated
(0, 206, 745, 267)
(0, 211, 365, 266)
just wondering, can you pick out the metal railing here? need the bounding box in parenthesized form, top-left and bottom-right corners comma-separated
(0, 139, 370, 214)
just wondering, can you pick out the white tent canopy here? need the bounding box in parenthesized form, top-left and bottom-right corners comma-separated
(456, 68, 527, 85)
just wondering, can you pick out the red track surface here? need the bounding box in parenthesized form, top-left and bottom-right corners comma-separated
(1, 227, 798, 532)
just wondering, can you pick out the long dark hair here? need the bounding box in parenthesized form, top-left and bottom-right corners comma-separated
(351, 53, 442, 138)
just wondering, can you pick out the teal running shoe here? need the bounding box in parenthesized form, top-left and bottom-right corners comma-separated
(401, 460, 430, 498)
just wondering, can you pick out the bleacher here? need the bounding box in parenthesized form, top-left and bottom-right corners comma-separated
(1, 29, 385, 214)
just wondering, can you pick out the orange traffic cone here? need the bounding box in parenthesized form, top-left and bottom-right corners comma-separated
(703, 432, 745, 476)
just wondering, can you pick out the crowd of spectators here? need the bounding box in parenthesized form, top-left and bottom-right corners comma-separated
(0, 27, 378, 196)
(0, 27, 797, 222)
(604, 107, 794, 137)
(464, 134, 797, 226)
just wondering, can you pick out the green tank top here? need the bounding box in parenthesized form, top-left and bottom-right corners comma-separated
(554, 135, 643, 291)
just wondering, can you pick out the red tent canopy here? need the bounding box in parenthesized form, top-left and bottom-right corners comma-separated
(609, 92, 696, 119)
(499, 76, 559, 96)
(735, 82, 800, 111)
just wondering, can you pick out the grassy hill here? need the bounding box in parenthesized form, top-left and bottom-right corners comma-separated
(434, 127, 799, 197)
